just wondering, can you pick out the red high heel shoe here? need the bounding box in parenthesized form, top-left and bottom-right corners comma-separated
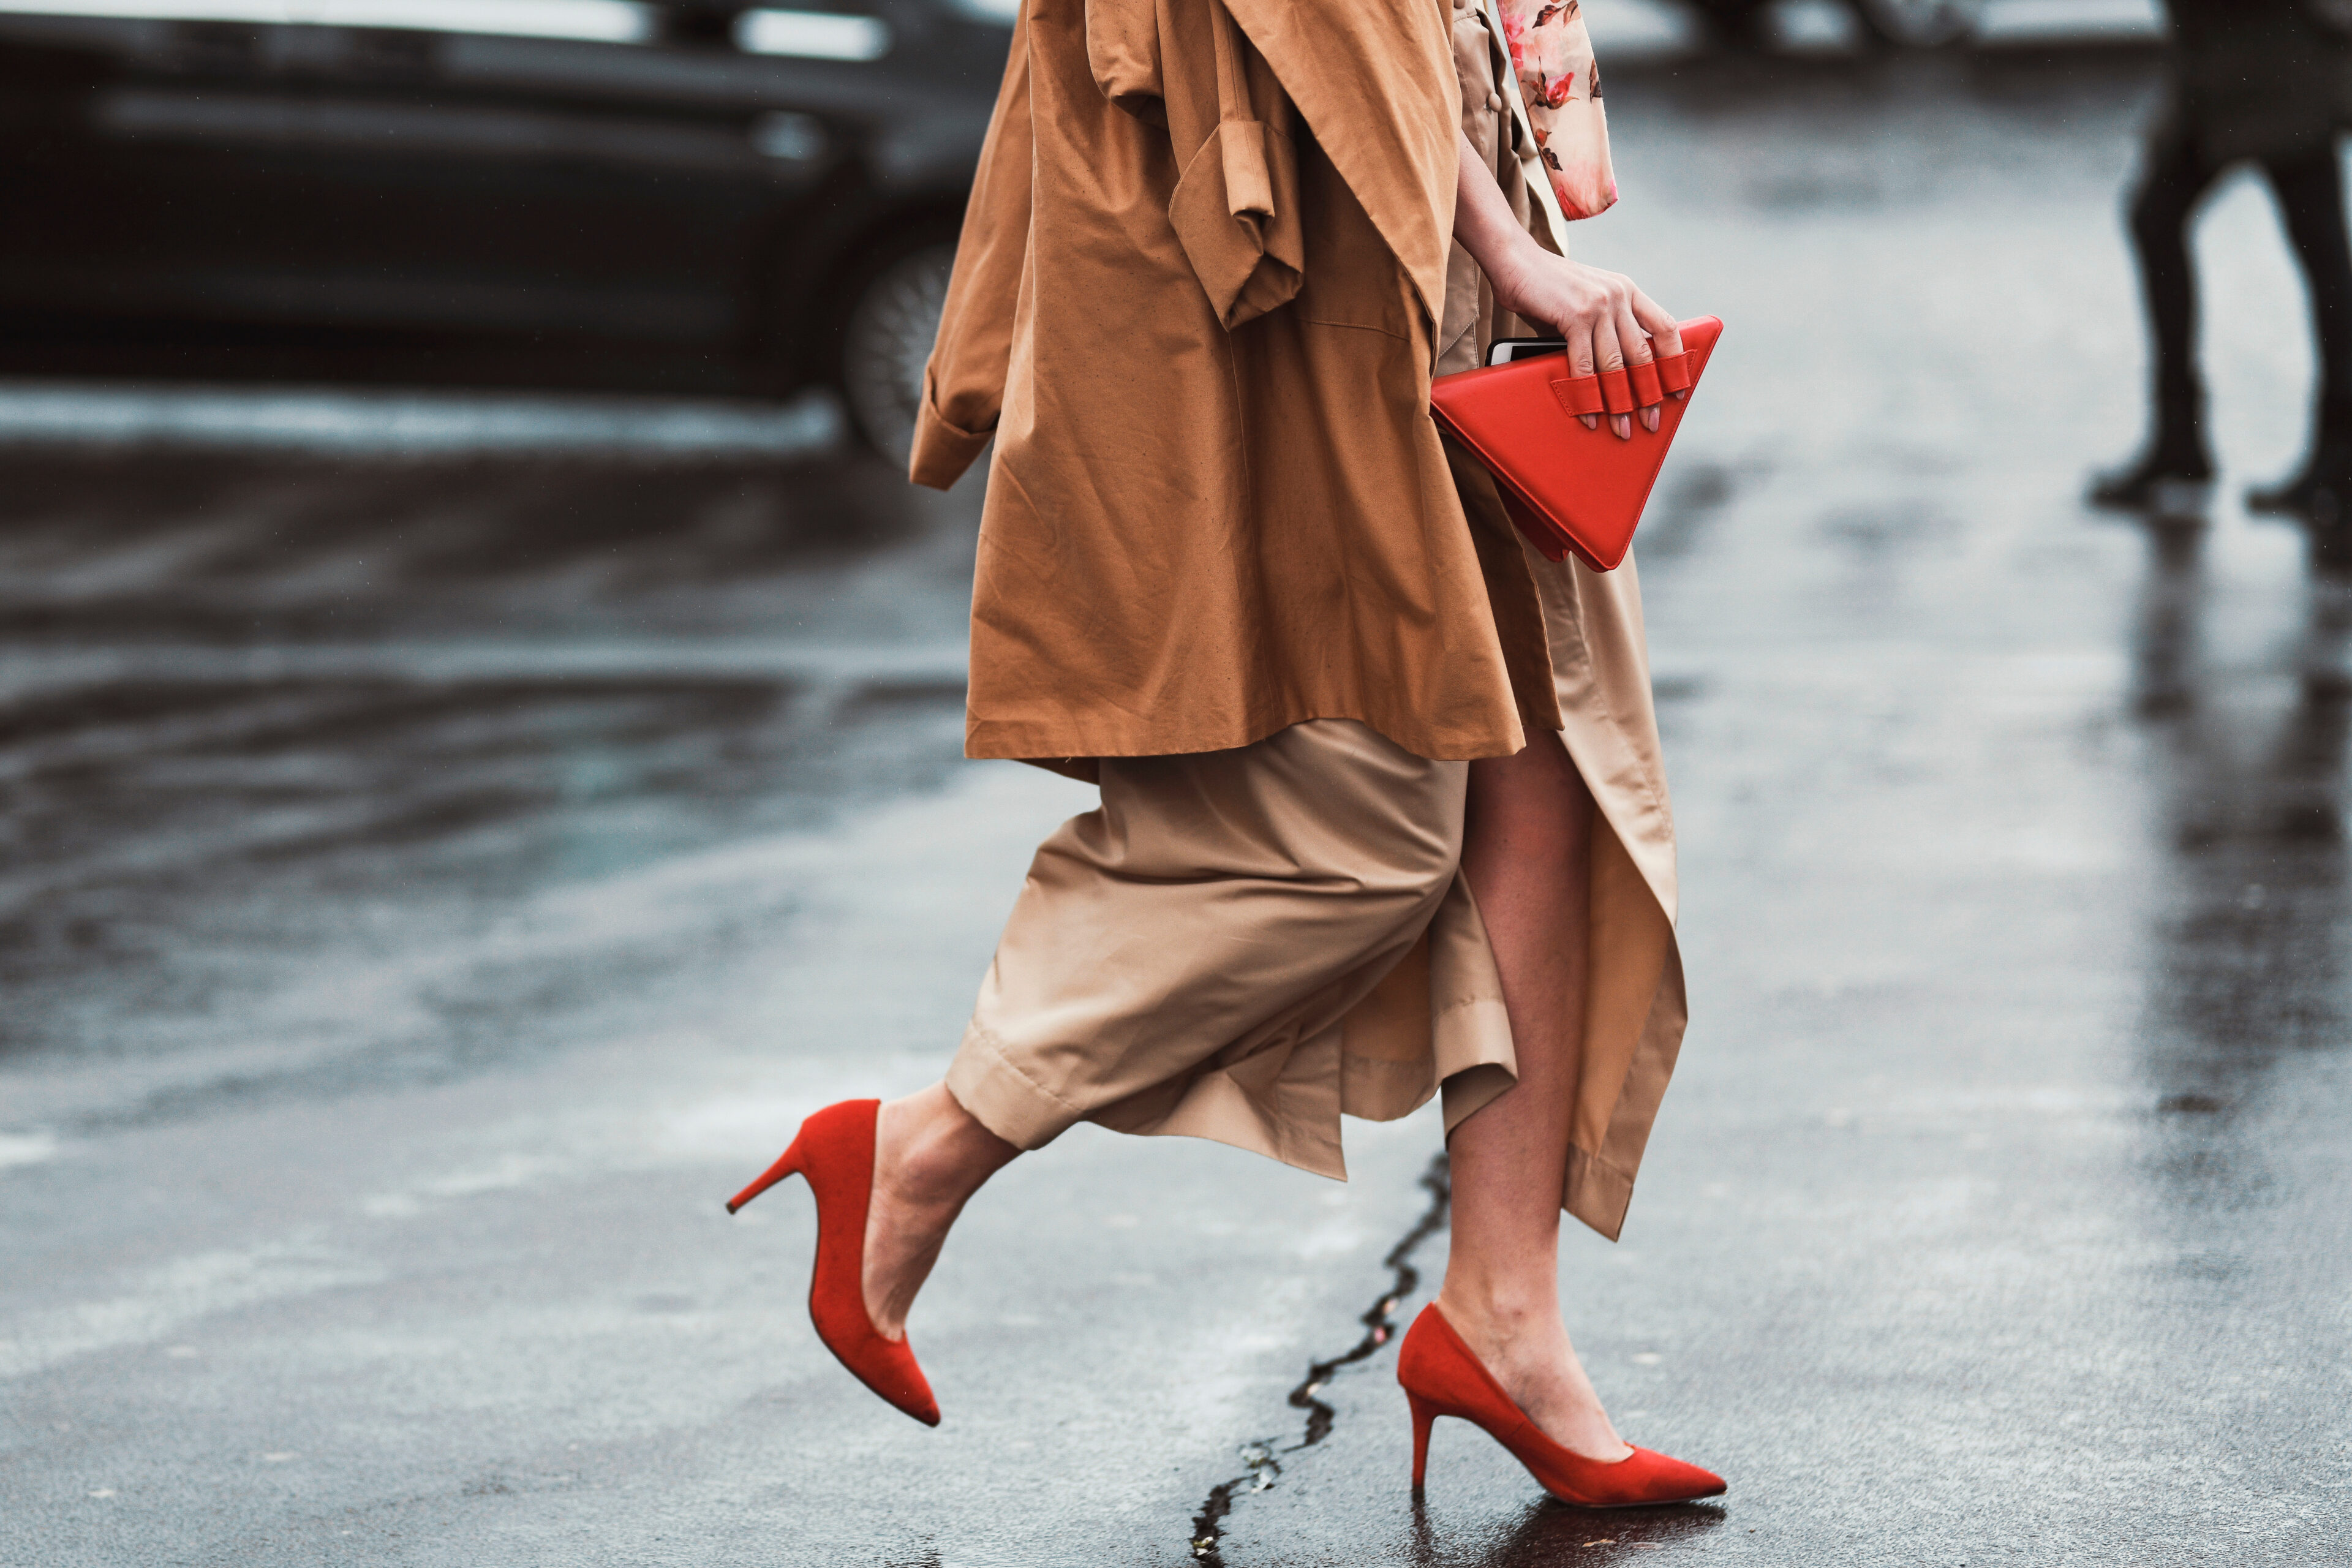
(1397, 1304, 1723, 1506)
(726, 1098, 940, 1427)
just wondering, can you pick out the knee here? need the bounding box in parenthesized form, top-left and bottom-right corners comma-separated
(1403, 842, 1461, 908)
(1357, 808, 1466, 910)
(1353, 794, 1469, 913)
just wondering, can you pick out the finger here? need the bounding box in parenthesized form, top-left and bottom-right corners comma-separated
(1591, 311, 1623, 376)
(1615, 298, 1662, 426)
(1592, 316, 1632, 442)
(1629, 288, 1683, 356)
(1567, 322, 1599, 430)
(1618, 299, 1656, 364)
(1629, 288, 1690, 399)
(1614, 295, 1669, 413)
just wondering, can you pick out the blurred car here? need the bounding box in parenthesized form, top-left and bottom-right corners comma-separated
(0, 0, 1016, 456)
(1690, 0, 1986, 47)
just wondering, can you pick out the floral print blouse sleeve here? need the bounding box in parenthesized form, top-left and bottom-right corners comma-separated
(1495, 0, 1616, 221)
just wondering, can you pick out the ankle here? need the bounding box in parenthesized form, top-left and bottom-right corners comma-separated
(879, 1088, 1017, 1210)
(1436, 1284, 1559, 1346)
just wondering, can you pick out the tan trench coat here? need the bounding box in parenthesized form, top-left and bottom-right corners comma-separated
(911, 0, 1555, 764)
(917, 0, 1687, 1240)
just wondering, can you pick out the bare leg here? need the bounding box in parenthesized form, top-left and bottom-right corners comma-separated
(863, 1083, 1019, 1338)
(1436, 735, 1631, 1461)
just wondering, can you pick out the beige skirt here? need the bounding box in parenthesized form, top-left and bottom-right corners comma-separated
(946, 525, 1686, 1243)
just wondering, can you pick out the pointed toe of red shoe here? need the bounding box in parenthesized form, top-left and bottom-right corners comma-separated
(858, 1352, 940, 1428)
(1616, 1447, 1726, 1505)
(811, 1298, 941, 1427)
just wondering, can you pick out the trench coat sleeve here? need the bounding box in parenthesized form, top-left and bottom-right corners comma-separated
(910, 7, 1035, 492)
(1087, 0, 1163, 118)
(1219, 0, 1459, 335)
(1181, 7, 1303, 326)
(1087, 0, 1302, 329)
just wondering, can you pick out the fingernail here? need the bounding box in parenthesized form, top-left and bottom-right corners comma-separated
(1613, 416, 1630, 440)
(1581, 415, 1599, 431)
(1641, 408, 1660, 432)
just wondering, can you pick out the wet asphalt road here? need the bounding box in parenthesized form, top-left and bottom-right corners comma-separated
(6, 37, 2352, 1568)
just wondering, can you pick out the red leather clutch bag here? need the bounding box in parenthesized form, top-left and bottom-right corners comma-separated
(1430, 315, 1723, 573)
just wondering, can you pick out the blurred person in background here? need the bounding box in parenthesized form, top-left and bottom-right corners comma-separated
(2094, 0, 2352, 523)
(727, 0, 1729, 1515)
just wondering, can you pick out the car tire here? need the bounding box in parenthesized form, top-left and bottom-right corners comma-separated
(837, 232, 959, 466)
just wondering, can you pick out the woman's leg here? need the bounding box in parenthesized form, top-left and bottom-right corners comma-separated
(1437, 734, 1630, 1461)
(856, 721, 1463, 1341)
(2132, 125, 2212, 458)
(2266, 145, 2352, 410)
(2094, 119, 2217, 502)
(2250, 145, 2352, 516)
(863, 1084, 1019, 1338)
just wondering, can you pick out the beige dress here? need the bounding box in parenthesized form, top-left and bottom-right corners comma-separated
(928, 0, 1686, 1242)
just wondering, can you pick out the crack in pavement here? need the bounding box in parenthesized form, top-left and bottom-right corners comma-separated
(1188, 1152, 1452, 1564)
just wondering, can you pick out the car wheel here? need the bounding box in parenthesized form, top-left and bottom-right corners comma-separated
(838, 235, 958, 465)
(1853, 0, 1981, 47)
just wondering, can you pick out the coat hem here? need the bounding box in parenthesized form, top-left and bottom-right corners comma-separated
(968, 706, 1526, 767)
(1563, 1142, 1637, 1243)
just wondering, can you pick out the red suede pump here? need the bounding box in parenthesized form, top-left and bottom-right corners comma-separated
(727, 1098, 940, 1427)
(1397, 1304, 1723, 1506)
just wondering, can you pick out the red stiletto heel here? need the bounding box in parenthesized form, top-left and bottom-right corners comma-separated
(1396, 1304, 1723, 1506)
(1409, 1392, 1438, 1489)
(726, 1098, 941, 1427)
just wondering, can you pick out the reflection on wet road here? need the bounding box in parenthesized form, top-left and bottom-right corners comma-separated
(2132, 521, 2352, 1130)
(5, 34, 2352, 1568)
(1, 448, 974, 1129)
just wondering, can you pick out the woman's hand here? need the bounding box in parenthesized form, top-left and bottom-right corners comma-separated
(1488, 246, 1685, 439)
(1451, 131, 1684, 440)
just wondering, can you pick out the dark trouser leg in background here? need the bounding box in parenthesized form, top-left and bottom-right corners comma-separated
(2094, 123, 2218, 507)
(2251, 143, 2352, 521)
